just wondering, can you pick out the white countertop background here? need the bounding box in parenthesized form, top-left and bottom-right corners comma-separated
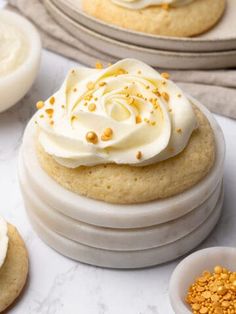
(1, 1, 236, 313)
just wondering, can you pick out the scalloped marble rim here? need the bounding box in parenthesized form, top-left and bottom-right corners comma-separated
(43, 0, 236, 70)
(20, 97, 225, 229)
(19, 161, 222, 250)
(26, 189, 224, 269)
(50, 0, 236, 53)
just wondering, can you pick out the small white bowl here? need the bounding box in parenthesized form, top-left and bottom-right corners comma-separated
(0, 10, 41, 113)
(169, 247, 236, 314)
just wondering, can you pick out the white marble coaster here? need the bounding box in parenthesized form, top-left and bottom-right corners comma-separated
(26, 189, 223, 269)
(20, 162, 222, 250)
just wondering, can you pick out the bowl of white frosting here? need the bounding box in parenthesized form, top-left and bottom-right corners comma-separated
(0, 9, 41, 113)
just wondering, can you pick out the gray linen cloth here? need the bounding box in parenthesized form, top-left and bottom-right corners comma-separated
(7, 0, 236, 119)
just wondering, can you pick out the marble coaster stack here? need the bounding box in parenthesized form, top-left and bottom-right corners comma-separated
(19, 100, 225, 269)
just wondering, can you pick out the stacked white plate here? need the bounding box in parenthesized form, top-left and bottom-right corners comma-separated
(18, 99, 225, 268)
(43, 0, 236, 69)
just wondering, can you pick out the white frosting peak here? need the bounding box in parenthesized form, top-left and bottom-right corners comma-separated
(36, 59, 197, 168)
(112, 0, 194, 9)
(0, 216, 9, 270)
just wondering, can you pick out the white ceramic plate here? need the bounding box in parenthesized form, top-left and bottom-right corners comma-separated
(19, 97, 225, 229)
(26, 189, 223, 269)
(51, 0, 236, 53)
(44, 0, 236, 70)
(19, 159, 222, 250)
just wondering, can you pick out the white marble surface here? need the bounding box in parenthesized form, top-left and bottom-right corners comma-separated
(1, 2, 236, 313)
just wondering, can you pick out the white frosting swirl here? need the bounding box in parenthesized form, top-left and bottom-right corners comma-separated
(111, 0, 194, 9)
(0, 216, 9, 270)
(0, 20, 28, 77)
(36, 59, 197, 168)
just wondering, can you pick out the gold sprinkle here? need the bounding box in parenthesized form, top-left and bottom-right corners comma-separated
(88, 103, 96, 112)
(214, 266, 223, 274)
(136, 151, 142, 160)
(168, 108, 172, 113)
(95, 61, 103, 69)
(36, 101, 44, 110)
(124, 86, 129, 90)
(101, 135, 110, 141)
(136, 115, 142, 124)
(153, 88, 161, 96)
(127, 97, 134, 105)
(61, 105, 65, 109)
(39, 114, 44, 118)
(177, 94, 182, 98)
(145, 85, 150, 90)
(161, 92, 169, 102)
(84, 94, 93, 101)
(99, 81, 106, 87)
(87, 81, 95, 90)
(104, 128, 113, 137)
(86, 131, 98, 144)
(45, 108, 54, 115)
(101, 128, 113, 141)
(71, 69, 75, 74)
(73, 88, 77, 92)
(137, 70, 142, 74)
(50, 120, 54, 126)
(161, 72, 170, 80)
(151, 121, 156, 126)
(117, 68, 128, 75)
(71, 115, 77, 122)
(49, 96, 55, 105)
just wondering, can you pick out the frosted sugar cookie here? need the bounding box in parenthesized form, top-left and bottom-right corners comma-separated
(82, 0, 226, 37)
(34, 59, 215, 204)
